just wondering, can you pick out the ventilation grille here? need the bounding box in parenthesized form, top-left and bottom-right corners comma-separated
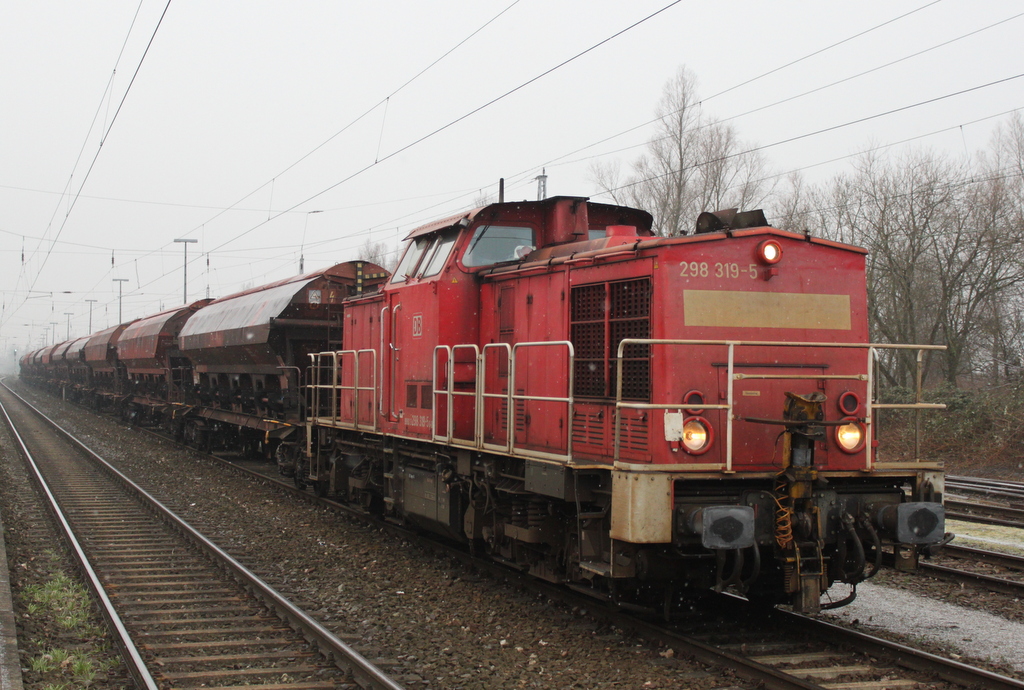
(570, 277, 651, 400)
(572, 409, 606, 447)
(618, 412, 650, 453)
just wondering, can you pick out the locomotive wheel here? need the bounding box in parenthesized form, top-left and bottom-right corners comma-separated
(313, 479, 329, 498)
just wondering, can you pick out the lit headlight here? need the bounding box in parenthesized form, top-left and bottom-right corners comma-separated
(682, 417, 713, 454)
(757, 239, 782, 264)
(835, 417, 865, 453)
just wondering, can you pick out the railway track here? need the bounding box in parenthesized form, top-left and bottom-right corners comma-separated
(0, 382, 405, 690)
(918, 543, 1024, 597)
(12, 382, 1024, 690)
(142, 421, 1024, 688)
(946, 476, 1024, 528)
(947, 475, 1024, 502)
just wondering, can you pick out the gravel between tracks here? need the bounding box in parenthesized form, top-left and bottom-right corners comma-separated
(821, 579, 1024, 673)
(11, 382, 1024, 687)
(7, 383, 741, 690)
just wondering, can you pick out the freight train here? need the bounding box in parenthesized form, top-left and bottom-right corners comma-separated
(21, 196, 949, 614)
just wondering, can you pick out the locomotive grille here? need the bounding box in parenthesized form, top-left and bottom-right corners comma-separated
(571, 283, 606, 321)
(619, 410, 650, 453)
(514, 390, 527, 432)
(571, 409, 605, 447)
(570, 277, 651, 400)
(610, 279, 651, 318)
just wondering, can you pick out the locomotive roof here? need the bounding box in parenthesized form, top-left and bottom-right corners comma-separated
(403, 197, 654, 240)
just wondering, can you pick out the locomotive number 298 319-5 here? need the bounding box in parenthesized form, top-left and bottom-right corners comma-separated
(679, 261, 758, 279)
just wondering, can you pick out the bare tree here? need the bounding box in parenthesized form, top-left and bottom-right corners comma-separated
(800, 143, 1024, 387)
(591, 66, 774, 235)
(355, 237, 398, 272)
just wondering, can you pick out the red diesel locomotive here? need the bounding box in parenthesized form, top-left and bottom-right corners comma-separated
(299, 196, 946, 613)
(22, 196, 947, 613)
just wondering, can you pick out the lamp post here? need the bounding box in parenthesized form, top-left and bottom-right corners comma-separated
(300, 211, 322, 274)
(49, 322, 58, 345)
(85, 299, 97, 333)
(174, 238, 198, 305)
(64, 312, 73, 339)
(113, 279, 128, 323)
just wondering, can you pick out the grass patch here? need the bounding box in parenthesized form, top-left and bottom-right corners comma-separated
(19, 570, 111, 687)
(20, 572, 103, 639)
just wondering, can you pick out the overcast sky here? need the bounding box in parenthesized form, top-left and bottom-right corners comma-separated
(1, 0, 1021, 355)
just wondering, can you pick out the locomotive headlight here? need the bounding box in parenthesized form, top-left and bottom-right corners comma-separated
(757, 239, 783, 264)
(835, 417, 865, 453)
(682, 417, 713, 454)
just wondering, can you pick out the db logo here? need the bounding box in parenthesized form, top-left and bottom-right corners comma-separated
(412, 314, 423, 337)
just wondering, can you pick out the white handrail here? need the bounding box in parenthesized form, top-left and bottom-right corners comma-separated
(614, 338, 946, 468)
(510, 341, 574, 460)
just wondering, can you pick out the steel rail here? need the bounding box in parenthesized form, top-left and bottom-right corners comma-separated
(153, 432, 1024, 690)
(0, 388, 160, 690)
(919, 561, 1024, 596)
(118, 414, 825, 689)
(941, 543, 1024, 570)
(1, 381, 405, 690)
(21, 381, 1024, 690)
(946, 501, 1024, 529)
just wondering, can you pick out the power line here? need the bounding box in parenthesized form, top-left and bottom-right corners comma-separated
(7, 0, 174, 334)
(702, 0, 946, 103)
(605, 73, 1024, 197)
(500, 5, 1020, 196)
(203, 0, 686, 257)
(10, 0, 148, 323)
(114, 0, 687, 302)
(174, 0, 525, 246)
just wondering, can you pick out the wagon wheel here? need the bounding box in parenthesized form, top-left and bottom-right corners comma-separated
(293, 454, 308, 490)
(183, 420, 199, 447)
(275, 442, 297, 477)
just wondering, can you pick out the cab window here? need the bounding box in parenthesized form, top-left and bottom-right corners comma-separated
(420, 229, 459, 277)
(390, 236, 431, 284)
(462, 225, 535, 267)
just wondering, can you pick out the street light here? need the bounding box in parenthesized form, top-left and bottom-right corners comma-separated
(300, 211, 322, 274)
(49, 322, 58, 345)
(64, 312, 73, 339)
(174, 238, 198, 305)
(113, 279, 129, 323)
(85, 299, 97, 333)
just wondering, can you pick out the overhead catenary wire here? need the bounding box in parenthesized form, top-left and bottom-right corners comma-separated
(201, 0, 687, 257)
(12, 4, 1021, 337)
(5, 0, 174, 335)
(36, 0, 530, 325)
(497, 6, 1023, 194)
(4, 0, 962, 285)
(107, 0, 688, 305)
(602, 73, 1024, 198)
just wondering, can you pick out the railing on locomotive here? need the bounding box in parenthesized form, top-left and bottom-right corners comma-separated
(305, 350, 378, 432)
(432, 341, 576, 463)
(613, 339, 947, 469)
